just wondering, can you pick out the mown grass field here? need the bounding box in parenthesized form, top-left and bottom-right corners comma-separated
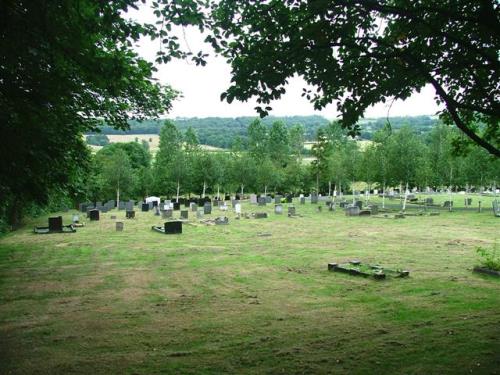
(0, 194, 499, 374)
(89, 134, 226, 154)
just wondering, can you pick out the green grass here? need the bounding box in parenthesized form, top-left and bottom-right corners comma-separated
(0, 194, 499, 374)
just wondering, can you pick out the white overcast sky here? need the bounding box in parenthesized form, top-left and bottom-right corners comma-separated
(129, 4, 442, 120)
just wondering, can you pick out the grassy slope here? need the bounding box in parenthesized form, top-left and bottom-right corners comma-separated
(0, 195, 499, 374)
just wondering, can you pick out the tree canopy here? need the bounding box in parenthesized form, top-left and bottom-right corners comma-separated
(0, 1, 177, 225)
(153, 0, 499, 156)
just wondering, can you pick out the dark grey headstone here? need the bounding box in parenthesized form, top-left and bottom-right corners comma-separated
(126, 210, 135, 219)
(310, 193, 318, 204)
(48, 216, 63, 231)
(258, 197, 266, 206)
(300, 197, 305, 205)
(141, 203, 149, 212)
(181, 210, 188, 219)
(275, 195, 282, 204)
(288, 206, 296, 216)
(89, 209, 100, 221)
(204, 202, 212, 214)
(345, 206, 360, 216)
(190, 203, 198, 212)
(255, 212, 268, 219)
(116, 222, 124, 231)
(164, 221, 182, 234)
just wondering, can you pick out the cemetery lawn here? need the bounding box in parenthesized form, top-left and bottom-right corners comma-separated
(0, 196, 499, 374)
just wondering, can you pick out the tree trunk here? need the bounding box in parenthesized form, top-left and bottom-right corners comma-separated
(382, 183, 386, 209)
(176, 180, 180, 203)
(328, 180, 331, 197)
(241, 184, 244, 195)
(264, 185, 267, 196)
(202, 181, 206, 198)
(402, 182, 409, 211)
(116, 180, 120, 211)
(217, 185, 220, 200)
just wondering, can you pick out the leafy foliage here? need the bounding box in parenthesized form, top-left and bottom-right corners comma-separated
(0, 0, 177, 227)
(153, 0, 499, 156)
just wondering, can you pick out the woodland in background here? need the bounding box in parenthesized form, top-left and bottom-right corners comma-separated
(83, 119, 498, 209)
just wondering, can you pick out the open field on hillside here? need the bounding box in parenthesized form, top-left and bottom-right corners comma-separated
(0, 194, 499, 374)
(89, 134, 226, 154)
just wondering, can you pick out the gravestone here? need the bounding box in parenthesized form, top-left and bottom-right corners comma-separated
(191, 203, 198, 212)
(100, 206, 109, 213)
(311, 193, 318, 204)
(443, 201, 453, 208)
(96, 201, 102, 208)
(148, 202, 154, 210)
(493, 200, 500, 217)
(219, 203, 228, 211)
(141, 203, 149, 212)
(288, 206, 296, 216)
(275, 195, 282, 204)
(184, 200, 190, 208)
(126, 210, 135, 219)
(204, 202, 212, 214)
(345, 206, 360, 216)
(339, 201, 347, 208)
(72, 214, 79, 223)
(48, 216, 63, 232)
(197, 209, 204, 219)
(235, 203, 241, 214)
(163, 209, 173, 219)
(258, 197, 266, 206)
(173, 202, 181, 211)
(255, 212, 268, 219)
(180, 210, 189, 220)
(266, 196, 272, 204)
(300, 197, 305, 205)
(164, 221, 182, 234)
(110, 215, 116, 220)
(118, 201, 126, 210)
(215, 216, 229, 225)
(369, 204, 379, 215)
(89, 209, 100, 221)
(275, 204, 283, 214)
(116, 222, 124, 231)
(354, 200, 363, 210)
(154, 206, 160, 216)
(465, 198, 472, 206)
(125, 201, 134, 211)
(286, 195, 293, 203)
(328, 202, 335, 211)
(250, 194, 258, 204)
(78, 203, 87, 213)
(425, 197, 434, 205)
(231, 199, 239, 208)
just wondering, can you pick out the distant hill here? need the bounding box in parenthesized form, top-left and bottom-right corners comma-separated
(88, 115, 438, 149)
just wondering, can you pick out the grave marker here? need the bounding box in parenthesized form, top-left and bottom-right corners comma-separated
(116, 222, 124, 231)
(89, 209, 100, 221)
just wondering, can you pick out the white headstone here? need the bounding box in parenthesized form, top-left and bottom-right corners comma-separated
(235, 203, 241, 214)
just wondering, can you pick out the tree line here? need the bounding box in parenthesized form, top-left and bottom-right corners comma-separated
(86, 120, 498, 205)
(88, 115, 439, 149)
